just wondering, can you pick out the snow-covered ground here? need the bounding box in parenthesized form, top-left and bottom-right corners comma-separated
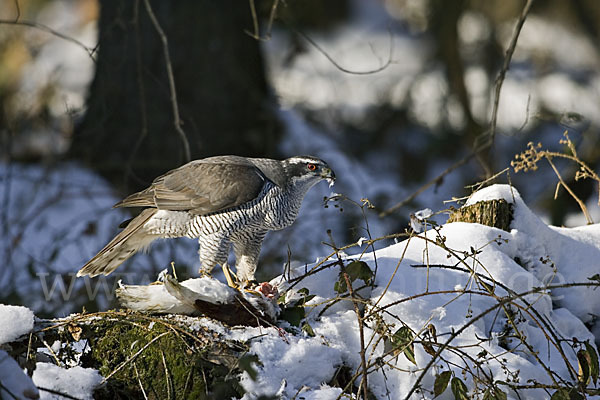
(1, 1, 600, 398)
(0, 162, 202, 315)
(1, 184, 599, 399)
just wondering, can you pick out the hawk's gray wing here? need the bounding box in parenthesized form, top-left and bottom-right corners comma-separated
(114, 161, 266, 215)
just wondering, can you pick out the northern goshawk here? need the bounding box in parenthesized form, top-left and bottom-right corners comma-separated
(77, 155, 335, 286)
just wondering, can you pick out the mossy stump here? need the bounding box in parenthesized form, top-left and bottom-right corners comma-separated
(447, 199, 513, 232)
(29, 312, 254, 399)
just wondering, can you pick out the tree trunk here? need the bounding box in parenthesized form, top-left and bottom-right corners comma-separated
(71, 0, 281, 192)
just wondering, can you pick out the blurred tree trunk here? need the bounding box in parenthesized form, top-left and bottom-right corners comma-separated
(429, 0, 494, 176)
(71, 0, 280, 192)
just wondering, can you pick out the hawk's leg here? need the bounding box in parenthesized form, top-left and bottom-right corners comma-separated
(232, 231, 267, 287)
(221, 263, 238, 288)
(198, 234, 230, 278)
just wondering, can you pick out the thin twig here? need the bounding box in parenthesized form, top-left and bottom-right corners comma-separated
(143, 0, 191, 162)
(0, 19, 97, 60)
(37, 387, 82, 400)
(161, 350, 173, 400)
(101, 331, 169, 383)
(383, 0, 534, 216)
(401, 281, 599, 400)
(546, 156, 593, 224)
(245, 0, 280, 41)
(343, 271, 369, 400)
(133, 362, 149, 400)
(125, 0, 150, 186)
(380, 152, 477, 217)
(265, 0, 280, 39)
(489, 0, 534, 143)
(41, 339, 61, 366)
(247, 0, 260, 39)
(12, 0, 20, 22)
(286, 20, 394, 75)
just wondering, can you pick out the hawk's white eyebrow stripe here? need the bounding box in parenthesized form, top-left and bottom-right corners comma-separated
(288, 157, 322, 164)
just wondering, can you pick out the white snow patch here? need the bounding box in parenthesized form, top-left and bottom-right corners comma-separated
(32, 363, 102, 400)
(0, 350, 39, 399)
(464, 184, 600, 322)
(414, 208, 433, 220)
(465, 184, 519, 205)
(0, 304, 34, 344)
(236, 184, 600, 399)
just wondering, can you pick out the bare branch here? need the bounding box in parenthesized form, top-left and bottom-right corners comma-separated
(0, 18, 97, 60)
(37, 387, 82, 400)
(142, 0, 191, 162)
(288, 22, 395, 75)
(380, 152, 477, 217)
(489, 0, 535, 143)
(342, 271, 369, 399)
(125, 0, 150, 186)
(246, 0, 280, 41)
(546, 156, 593, 224)
(12, 0, 20, 22)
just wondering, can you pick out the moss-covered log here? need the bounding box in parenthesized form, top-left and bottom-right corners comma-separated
(447, 199, 513, 231)
(10, 312, 257, 399)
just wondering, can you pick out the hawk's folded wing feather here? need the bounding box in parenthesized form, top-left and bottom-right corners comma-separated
(114, 162, 266, 215)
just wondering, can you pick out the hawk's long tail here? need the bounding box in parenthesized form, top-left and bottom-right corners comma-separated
(77, 208, 159, 278)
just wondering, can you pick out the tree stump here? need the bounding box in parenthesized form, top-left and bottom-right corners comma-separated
(447, 199, 513, 232)
(7, 312, 256, 399)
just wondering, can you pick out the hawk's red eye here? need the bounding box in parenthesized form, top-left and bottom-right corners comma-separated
(307, 163, 317, 171)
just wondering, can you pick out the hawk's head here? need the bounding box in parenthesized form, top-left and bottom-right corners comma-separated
(284, 156, 335, 188)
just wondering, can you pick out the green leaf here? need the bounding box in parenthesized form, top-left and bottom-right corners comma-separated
(550, 388, 584, 400)
(550, 389, 569, 400)
(450, 377, 468, 400)
(577, 349, 591, 384)
(483, 386, 507, 400)
(494, 387, 507, 400)
(483, 388, 491, 400)
(346, 261, 374, 285)
(277, 293, 287, 304)
(334, 279, 346, 294)
(568, 389, 584, 400)
(299, 294, 316, 306)
(422, 342, 436, 357)
(587, 273, 600, 282)
(301, 322, 316, 337)
(585, 341, 599, 385)
(391, 326, 416, 365)
(278, 306, 305, 327)
(433, 371, 451, 397)
(238, 354, 261, 381)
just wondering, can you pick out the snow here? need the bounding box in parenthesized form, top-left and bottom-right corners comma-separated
(0, 350, 39, 399)
(0, 162, 200, 315)
(0, 304, 34, 344)
(466, 185, 600, 322)
(0, 184, 598, 399)
(0, 2, 599, 398)
(232, 184, 600, 399)
(32, 363, 102, 400)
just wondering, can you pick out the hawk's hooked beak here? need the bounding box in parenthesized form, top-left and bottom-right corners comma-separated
(321, 167, 336, 187)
